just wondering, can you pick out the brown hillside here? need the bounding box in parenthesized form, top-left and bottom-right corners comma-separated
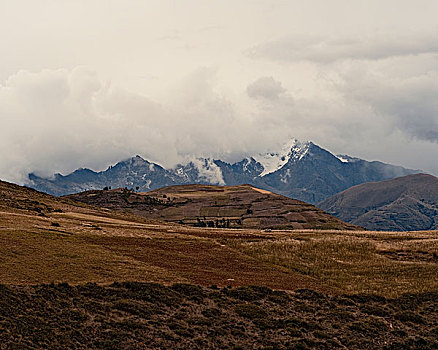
(65, 184, 360, 230)
(0, 179, 437, 298)
(0, 180, 329, 290)
(318, 173, 438, 231)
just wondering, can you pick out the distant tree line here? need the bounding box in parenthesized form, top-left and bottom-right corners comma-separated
(194, 217, 242, 228)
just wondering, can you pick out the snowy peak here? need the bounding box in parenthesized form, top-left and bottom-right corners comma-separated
(254, 139, 312, 176)
(336, 155, 361, 163)
(289, 140, 312, 161)
(123, 155, 151, 167)
(27, 138, 420, 204)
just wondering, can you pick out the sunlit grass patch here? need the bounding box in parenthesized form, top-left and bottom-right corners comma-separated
(227, 232, 438, 297)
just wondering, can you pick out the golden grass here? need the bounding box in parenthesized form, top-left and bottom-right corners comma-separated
(0, 219, 185, 285)
(225, 230, 438, 297)
(1, 180, 437, 297)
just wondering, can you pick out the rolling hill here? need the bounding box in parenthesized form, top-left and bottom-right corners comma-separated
(318, 173, 438, 231)
(64, 184, 361, 230)
(0, 179, 339, 289)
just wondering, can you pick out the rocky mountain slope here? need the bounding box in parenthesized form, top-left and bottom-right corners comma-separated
(28, 139, 419, 203)
(318, 173, 438, 231)
(65, 184, 360, 230)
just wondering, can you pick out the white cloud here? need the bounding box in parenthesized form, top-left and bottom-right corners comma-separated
(336, 60, 438, 143)
(190, 158, 225, 185)
(0, 67, 296, 183)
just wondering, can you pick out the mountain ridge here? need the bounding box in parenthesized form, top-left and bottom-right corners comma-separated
(318, 173, 438, 231)
(27, 139, 420, 203)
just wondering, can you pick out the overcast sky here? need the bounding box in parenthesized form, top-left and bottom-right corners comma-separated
(1, 0, 438, 183)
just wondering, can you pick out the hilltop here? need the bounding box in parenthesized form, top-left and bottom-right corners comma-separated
(64, 184, 360, 231)
(318, 173, 438, 231)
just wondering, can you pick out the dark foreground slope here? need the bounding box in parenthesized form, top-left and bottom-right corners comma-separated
(1, 283, 437, 350)
(318, 173, 438, 231)
(65, 184, 360, 230)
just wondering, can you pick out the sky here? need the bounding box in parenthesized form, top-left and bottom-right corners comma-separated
(1, 0, 438, 183)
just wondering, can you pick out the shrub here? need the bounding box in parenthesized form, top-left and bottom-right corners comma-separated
(234, 304, 267, 319)
(171, 284, 205, 301)
(201, 308, 221, 318)
(230, 285, 271, 301)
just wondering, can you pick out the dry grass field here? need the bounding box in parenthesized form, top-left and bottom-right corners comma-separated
(1, 180, 438, 348)
(1, 207, 437, 297)
(1, 181, 437, 296)
(225, 230, 438, 297)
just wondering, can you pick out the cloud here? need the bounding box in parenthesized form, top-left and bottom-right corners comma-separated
(248, 32, 438, 63)
(190, 158, 225, 185)
(339, 66, 438, 143)
(2, 60, 438, 185)
(0, 67, 298, 183)
(0, 68, 140, 183)
(246, 76, 286, 100)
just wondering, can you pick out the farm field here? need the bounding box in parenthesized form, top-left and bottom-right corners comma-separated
(1, 203, 437, 296)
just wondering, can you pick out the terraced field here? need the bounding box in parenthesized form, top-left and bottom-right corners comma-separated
(64, 184, 360, 230)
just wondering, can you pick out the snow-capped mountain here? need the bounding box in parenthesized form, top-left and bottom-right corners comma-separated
(27, 140, 420, 203)
(253, 139, 311, 176)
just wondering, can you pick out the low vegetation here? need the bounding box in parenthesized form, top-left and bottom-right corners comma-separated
(1, 283, 437, 349)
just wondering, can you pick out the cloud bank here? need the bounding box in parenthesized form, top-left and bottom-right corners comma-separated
(2, 1, 438, 182)
(2, 57, 438, 184)
(246, 77, 286, 100)
(0, 67, 296, 183)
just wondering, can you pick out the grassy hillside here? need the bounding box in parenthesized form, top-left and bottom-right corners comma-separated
(1, 180, 437, 295)
(65, 184, 361, 230)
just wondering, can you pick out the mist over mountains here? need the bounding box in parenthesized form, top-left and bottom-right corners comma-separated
(28, 140, 419, 204)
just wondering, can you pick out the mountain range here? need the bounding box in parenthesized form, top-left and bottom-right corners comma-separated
(28, 139, 419, 204)
(318, 173, 438, 231)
